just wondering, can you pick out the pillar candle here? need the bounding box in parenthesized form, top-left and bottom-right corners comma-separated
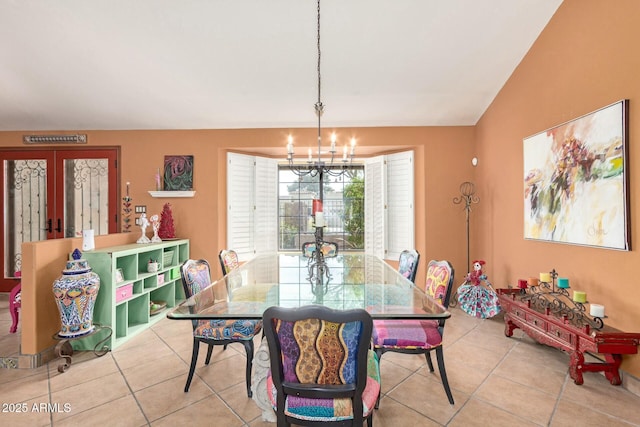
(557, 277, 569, 288)
(517, 279, 528, 289)
(539, 272, 551, 283)
(315, 212, 324, 227)
(312, 199, 323, 214)
(527, 277, 539, 286)
(573, 291, 586, 303)
(590, 304, 605, 318)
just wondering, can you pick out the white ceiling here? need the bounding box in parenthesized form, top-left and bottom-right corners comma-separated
(0, 0, 562, 132)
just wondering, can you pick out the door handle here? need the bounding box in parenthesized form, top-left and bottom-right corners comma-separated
(55, 219, 62, 233)
(46, 218, 52, 233)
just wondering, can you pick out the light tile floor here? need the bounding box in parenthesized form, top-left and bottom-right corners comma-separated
(1, 294, 639, 426)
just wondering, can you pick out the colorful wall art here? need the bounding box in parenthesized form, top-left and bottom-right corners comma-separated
(523, 100, 629, 250)
(163, 155, 194, 191)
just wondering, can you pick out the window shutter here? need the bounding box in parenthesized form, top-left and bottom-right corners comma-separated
(254, 157, 278, 254)
(364, 155, 386, 258)
(386, 151, 414, 260)
(227, 153, 255, 261)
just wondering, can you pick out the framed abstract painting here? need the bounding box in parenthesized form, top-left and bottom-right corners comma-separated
(163, 155, 194, 191)
(523, 100, 629, 250)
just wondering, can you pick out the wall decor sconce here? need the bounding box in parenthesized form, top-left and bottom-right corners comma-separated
(23, 134, 87, 144)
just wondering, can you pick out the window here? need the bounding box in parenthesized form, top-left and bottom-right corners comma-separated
(227, 150, 413, 261)
(278, 166, 365, 252)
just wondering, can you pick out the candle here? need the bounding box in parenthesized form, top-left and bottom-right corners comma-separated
(590, 304, 605, 318)
(573, 291, 587, 303)
(126, 181, 130, 197)
(330, 133, 336, 152)
(539, 272, 551, 283)
(155, 168, 161, 191)
(308, 148, 312, 161)
(315, 212, 324, 227)
(527, 277, 539, 286)
(287, 135, 294, 154)
(517, 279, 528, 289)
(312, 199, 323, 214)
(350, 137, 356, 155)
(557, 277, 569, 288)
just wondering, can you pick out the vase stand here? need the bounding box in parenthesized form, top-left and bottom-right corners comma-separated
(52, 324, 113, 373)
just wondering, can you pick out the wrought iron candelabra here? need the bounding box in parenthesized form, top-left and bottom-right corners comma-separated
(519, 269, 605, 330)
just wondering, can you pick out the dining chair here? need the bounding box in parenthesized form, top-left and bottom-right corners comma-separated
(301, 241, 338, 259)
(180, 258, 262, 397)
(263, 305, 380, 427)
(372, 259, 455, 406)
(219, 249, 240, 275)
(398, 249, 420, 283)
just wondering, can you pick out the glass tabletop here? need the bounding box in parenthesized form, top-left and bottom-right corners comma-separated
(167, 253, 450, 320)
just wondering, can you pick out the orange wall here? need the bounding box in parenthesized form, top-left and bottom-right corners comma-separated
(475, 0, 640, 376)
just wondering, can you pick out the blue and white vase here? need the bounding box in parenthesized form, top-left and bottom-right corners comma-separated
(52, 248, 101, 338)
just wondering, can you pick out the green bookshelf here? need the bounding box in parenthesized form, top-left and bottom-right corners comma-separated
(72, 239, 189, 351)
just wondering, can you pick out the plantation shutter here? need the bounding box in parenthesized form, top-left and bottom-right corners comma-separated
(254, 156, 278, 255)
(364, 155, 386, 258)
(227, 153, 255, 261)
(386, 151, 414, 260)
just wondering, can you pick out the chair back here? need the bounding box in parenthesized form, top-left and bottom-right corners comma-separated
(180, 259, 212, 298)
(424, 259, 455, 308)
(219, 249, 239, 275)
(398, 249, 420, 283)
(301, 241, 338, 258)
(263, 305, 373, 424)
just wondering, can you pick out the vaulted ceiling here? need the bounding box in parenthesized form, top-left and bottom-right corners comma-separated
(0, 0, 562, 132)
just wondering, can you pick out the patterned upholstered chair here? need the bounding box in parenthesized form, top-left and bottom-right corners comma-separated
(180, 259, 262, 397)
(301, 241, 338, 259)
(398, 249, 420, 283)
(372, 260, 455, 406)
(219, 249, 240, 275)
(263, 305, 380, 427)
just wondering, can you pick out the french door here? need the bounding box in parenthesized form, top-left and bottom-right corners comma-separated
(0, 148, 119, 291)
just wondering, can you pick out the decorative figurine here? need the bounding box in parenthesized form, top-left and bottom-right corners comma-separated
(457, 259, 501, 318)
(137, 213, 151, 244)
(150, 214, 162, 243)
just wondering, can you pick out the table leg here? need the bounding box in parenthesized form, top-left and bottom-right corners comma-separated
(503, 314, 518, 337)
(603, 354, 623, 385)
(569, 351, 585, 385)
(55, 340, 74, 373)
(251, 337, 277, 422)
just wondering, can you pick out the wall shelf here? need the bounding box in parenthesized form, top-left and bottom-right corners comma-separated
(148, 190, 195, 198)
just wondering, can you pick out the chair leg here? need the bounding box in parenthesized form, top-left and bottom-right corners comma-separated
(425, 351, 434, 372)
(185, 339, 200, 392)
(205, 343, 214, 364)
(243, 340, 254, 397)
(374, 348, 384, 409)
(435, 346, 454, 405)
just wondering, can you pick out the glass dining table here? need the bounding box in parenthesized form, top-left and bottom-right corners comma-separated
(168, 252, 450, 321)
(167, 252, 450, 421)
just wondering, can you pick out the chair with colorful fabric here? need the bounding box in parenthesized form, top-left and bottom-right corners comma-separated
(372, 259, 455, 406)
(263, 305, 380, 427)
(218, 249, 240, 275)
(180, 259, 262, 397)
(397, 249, 420, 283)
(301, 241, 338, 259)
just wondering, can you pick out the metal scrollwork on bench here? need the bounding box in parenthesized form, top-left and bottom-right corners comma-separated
(516, 280, 604, 330)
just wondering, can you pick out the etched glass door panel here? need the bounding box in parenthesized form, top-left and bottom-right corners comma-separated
(62, 158, 110, 238)
(2, 152, 54, 281)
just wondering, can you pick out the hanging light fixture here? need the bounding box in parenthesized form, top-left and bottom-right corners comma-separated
(286, 0, 356, 177)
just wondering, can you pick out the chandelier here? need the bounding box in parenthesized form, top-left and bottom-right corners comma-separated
(286, 0, 356, 177)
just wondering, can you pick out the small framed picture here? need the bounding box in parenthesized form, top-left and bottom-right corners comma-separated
(115, 268, 125, 283)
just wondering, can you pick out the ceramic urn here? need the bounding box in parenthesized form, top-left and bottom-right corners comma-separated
(52, 248, 101, 338)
